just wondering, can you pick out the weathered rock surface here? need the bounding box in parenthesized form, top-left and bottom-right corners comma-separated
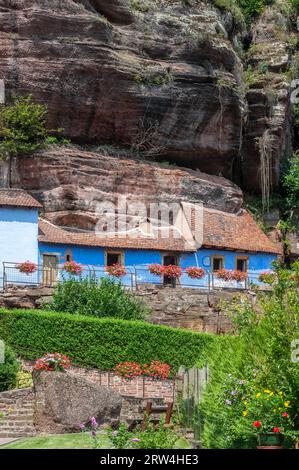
(241, 5, 294, 192)
(0, 0, 245, 179)
(33, 371, 122, 433)
(3, 146, 243, 229)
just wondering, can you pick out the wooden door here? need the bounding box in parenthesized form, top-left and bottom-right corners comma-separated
(42, 255, 58, 286)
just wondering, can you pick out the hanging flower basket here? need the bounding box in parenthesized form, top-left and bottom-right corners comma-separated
(163, 265, 182, 279)
(148, 264, 165, 276)
(185, 267, 205, 279)
(63, 261, 83, 275)
(216, 269, 247, 282)
(34, 353, 71, 372)
(105, 263, 127, 277)
(16, 261, 38, 275)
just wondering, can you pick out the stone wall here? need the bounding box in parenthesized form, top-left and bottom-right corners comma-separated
(0, 284, 253, 333)
(22, 361, 176, 404)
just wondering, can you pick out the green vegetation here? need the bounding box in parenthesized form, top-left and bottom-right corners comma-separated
(282, 152, 299, 216)
(46, 277, 149, 321)
(0, 433, 111, 450)
(134, 67, 173, 87)
(0, 95, 50, 159)
(198, 262, 299, 448)
(0, 309, 215, 372)
(0, 344, 19, 392)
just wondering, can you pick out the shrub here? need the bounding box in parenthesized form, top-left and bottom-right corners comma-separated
(198, 262, 299, 448)
(0, 344, 19, 392)
(0, 309, 215, 372)
(46, 277, 148, 321)
(0, 95, 51, 158)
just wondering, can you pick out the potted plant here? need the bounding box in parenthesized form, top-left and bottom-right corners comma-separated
(185, 267, 205, 279)
(105, 263, 127, 277)
(63, 260, 83, 275)
(244, 389, 293, 449)
(216, 269, 247, 282)
(163, 265, 182, 279)
(148, 264, 165, 276)
(16, 261, 38, 275)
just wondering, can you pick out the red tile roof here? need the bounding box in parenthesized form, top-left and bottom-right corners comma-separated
(202, 208, 282, 254)
(0, 189, 42, 209)
(38, 208, 282, 255)
(38, 219, 192, 253)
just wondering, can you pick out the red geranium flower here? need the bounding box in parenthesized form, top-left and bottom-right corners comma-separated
(273, 427, 280, 433)
(253, 421, 262, 428)
(282, 412, 289, 418)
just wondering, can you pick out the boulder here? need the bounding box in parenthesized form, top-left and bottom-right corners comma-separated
(33, 371, 122, 434)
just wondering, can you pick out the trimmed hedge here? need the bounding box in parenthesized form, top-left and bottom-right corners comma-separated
(0, 309, 216, 372)
(0, 344, 19, 392)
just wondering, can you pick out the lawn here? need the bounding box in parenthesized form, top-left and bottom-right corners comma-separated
(0, 432, 113, 449)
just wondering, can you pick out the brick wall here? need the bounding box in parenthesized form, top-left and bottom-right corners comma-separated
(22, 361, 177, 403)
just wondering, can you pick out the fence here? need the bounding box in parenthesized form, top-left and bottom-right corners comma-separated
(177, 365, 209, 439)
(1, 262, 269, 292)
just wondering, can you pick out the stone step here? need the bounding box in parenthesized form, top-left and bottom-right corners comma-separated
(0, 424, 35, 431)
(0, 431, 35, 438)
(0, 419, 34, 426)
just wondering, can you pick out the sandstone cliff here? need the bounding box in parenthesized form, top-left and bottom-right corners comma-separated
(0, 1, 298, 237)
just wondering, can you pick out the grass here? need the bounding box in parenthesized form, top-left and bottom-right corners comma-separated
(0, 432, 112, 450)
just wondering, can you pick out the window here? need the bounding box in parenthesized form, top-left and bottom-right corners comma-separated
(236, 256, 248, 273)
(211, 255, 224, 272)
(65, 250, 73, 262)
(105, 251, 124, 266)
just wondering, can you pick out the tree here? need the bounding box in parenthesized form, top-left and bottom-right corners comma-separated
(0, 95, 50, 186)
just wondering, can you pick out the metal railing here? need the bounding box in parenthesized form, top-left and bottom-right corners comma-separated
(1, 262, 270, 292)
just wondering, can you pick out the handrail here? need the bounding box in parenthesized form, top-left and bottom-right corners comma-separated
(1, 262, 272, 292)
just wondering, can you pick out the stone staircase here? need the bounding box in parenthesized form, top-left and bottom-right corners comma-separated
(0, 388, 36, 438)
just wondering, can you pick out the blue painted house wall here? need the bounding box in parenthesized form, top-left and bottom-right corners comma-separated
(0, 206, 39, 278)
(39, 242, 277, 277)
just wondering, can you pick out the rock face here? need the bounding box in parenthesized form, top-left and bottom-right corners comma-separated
(2, 146, 243, 229)
(0, 0, 245, 180)
(33, 371, 122, 433)
(241, 6, 294, 192)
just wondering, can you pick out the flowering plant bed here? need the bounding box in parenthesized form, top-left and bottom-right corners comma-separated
(163, 265, 182, 279)
(258, 272, 277, 285)
(245, 389, 293, 438)
(143, 361, 171, 380)
(16, 261, 37, 275)
(216, 269, 248, 282)
(34, 353, 71, 372)
(105, 263, 127, 277)
(185, 267, 205, 279)
(114, 362, 143, 380)
(115, 360, 171, 380)
(63, 261, 83, 275)
(148, 264, 165, 276)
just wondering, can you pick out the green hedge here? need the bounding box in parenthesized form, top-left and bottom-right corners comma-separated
(0, 309, 215, 372)
(0, 344, 19, 392)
